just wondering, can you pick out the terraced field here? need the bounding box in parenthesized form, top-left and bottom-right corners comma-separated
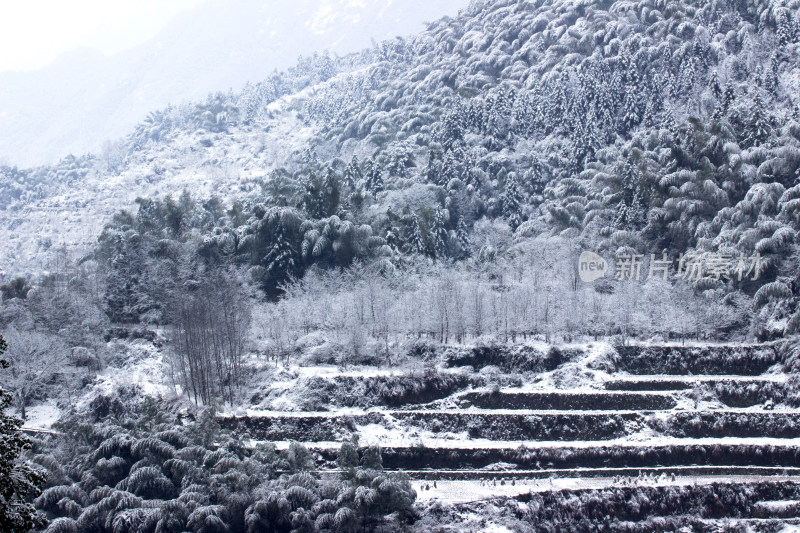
(220, 342, 800, 527)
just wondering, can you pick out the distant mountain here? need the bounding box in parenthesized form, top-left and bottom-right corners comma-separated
(0, 0, 469, 167)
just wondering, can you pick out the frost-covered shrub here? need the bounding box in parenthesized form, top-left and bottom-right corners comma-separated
(35, 408, 416, 532)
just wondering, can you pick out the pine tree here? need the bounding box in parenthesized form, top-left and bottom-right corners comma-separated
(617, 161, 646, 230)
(263, 223, 296, 292)
(0, 334, 46, 532)
(303, 171, 326, 219)
(722, 83, 736, 114)
(442, 112, 464, 149)
(502, 172, 524, 230)
(456, 216, 471, 257)
(709, 71, 722, 100)
(748, 94, 771, 147)
(322, 168, 341, 217)
(613, 200, 629, 230)
(627, 187, 647, 230)
(365, 164, 384, 193)
(440, 151, 459, 185)
(431, 208, 450, 259)
(765, 54, 779, 98)
(622, 84, 641, 132)
(403, 214, 427, 256)
(777, 8, 794, 46)
(301, 148, 319, 167)
(361, 159, 375, 189)
(661, 111, 679, 141)
(344, 156, 362, 190)
(425, 152, 443, 186)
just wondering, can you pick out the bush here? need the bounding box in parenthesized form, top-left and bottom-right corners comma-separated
(32, 411, 416, 533)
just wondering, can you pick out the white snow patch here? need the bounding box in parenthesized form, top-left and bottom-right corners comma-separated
(77, 340, 173, 411)
(413, 475, 800, 504)
(21, 399, 61, 430)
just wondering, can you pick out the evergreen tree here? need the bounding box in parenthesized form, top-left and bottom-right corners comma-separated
(747, 94, 771, 147)
(622, 85, 641, 131)
(456, 216, 471, 257)
(365, 163, 384, 193)
(440, 151, 460, 186)
(425, 152, 444, 186)
(344, 156, 362, 190)
(403, 214, 427, 256)
(442, 111, 464, 150)
(263, 222, 297, 293)
(431, 208, 450, 259)
(302, 171, 326, 219)
(764, 54, 779, 98)
(502, 172, 525, 230)
(0, 334, 46, 532)
(526, 161, 548, 197)
(613, 200, 629, 230)
(386, 143, 413, 180)
(616, 161, 647, 230)
(102, 233, 145, 324)
(722, 83, 736, 115)
(777, 8, 794, 46)
(709, 71, 722, 100)
(322, 168, 341, 217)
(627, 187, 647, 230)
(661, 111, 679, 141)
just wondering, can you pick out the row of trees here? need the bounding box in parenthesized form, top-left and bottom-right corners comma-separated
(255, 239, 745, 366)
(168, 273, 251, 405)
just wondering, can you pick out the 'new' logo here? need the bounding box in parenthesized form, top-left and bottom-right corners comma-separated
(578, 251, 607, 282)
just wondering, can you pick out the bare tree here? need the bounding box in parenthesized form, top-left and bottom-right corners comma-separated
(0, 328, 67, 420)
(169, 271, 251, 405)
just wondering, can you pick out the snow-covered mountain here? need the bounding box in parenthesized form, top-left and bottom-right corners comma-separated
(3, 0, 800, 529)
(0, 0, 469, 167)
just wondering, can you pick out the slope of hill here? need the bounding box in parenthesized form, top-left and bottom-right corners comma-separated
(3, 0, 800, 529)
(4, 0, 799, 337)
(0, 0, 469, 167)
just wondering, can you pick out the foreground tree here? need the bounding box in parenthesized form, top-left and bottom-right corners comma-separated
(0, 334, 46, 532)
(1, 328, 67, 420)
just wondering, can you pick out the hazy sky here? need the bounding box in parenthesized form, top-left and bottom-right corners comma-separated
(0, 0, 208, 73)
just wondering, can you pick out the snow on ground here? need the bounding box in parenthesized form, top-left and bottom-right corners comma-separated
(478, 527, 514, 533)
(756, 500, 800, 510)
(412, 475, 800, 504)
(235, 406, 800, 417)
(238, 361, 468, 411)
(528, 341, 614, 392)
(20, 399, 61, 430)
(76, 340, 174, 411)
(608, 374, 788, 383)
(495, 387, 676, 397)
(0, 77, 319, 276)
(268, 435, 800, 451)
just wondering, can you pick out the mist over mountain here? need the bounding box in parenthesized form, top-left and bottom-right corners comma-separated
(0, 0, 469, 167)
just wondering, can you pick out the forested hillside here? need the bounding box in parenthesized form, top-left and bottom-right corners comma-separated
(6, 0, 799, 337)
(2, 1, 800, 529)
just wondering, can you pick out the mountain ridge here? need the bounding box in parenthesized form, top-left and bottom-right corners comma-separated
(0, 0, 470, 167)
